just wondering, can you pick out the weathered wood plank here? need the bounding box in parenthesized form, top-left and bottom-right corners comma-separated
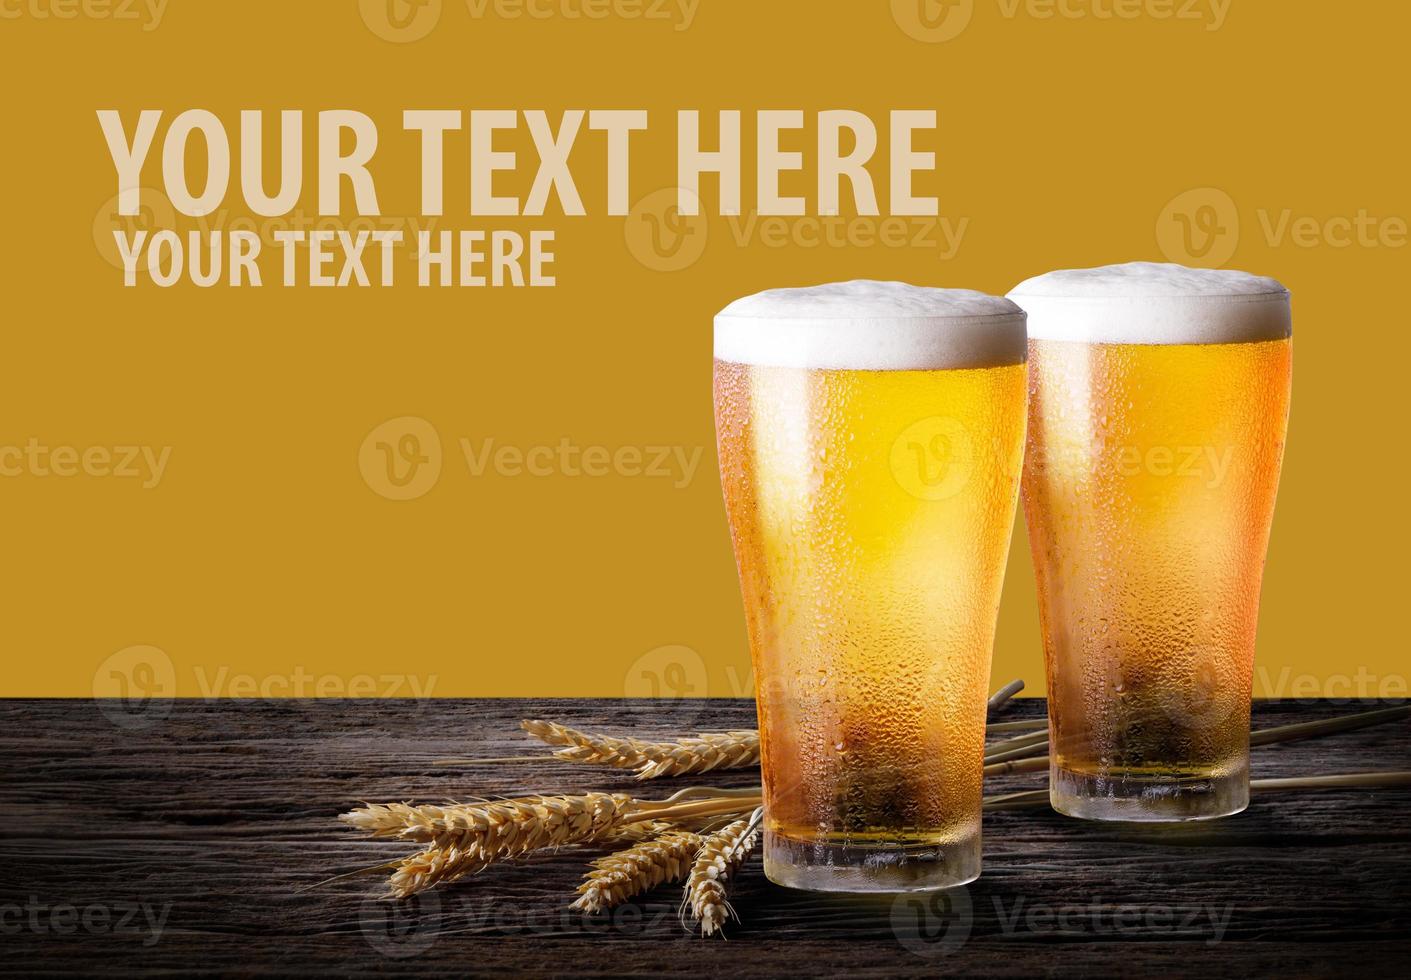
(0, 698, 1407, 976)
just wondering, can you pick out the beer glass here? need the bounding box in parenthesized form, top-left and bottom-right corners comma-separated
(1011, 263, 1292, 821)
(713, 280, 1028, 891)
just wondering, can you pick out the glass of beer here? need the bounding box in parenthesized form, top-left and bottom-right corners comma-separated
(713, 281, 1028, 891)
(1010, 263, 1292, 821)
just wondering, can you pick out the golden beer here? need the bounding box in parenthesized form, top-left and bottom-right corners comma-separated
(1012, 263, 1292, 821)
(713, 281, 1027, 890)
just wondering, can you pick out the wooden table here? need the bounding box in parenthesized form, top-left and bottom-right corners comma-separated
(2, 698, 1408, 976)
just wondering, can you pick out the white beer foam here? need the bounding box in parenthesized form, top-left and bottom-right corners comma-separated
(714, 280, 1027, 370)
(1009, 262, 1291, 345)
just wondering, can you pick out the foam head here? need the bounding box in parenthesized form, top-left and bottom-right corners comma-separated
(714, 280, 1027, 370)
(1008, 262, 1291, 345)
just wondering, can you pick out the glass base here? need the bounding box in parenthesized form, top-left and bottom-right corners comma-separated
(763, 829, 980, 893)
(1051, 761, 1249, 822)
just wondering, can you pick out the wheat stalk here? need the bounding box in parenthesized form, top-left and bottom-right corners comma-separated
(339, 692, 1411, 914)
(571, 830, 705, 913)
(343, 789, 763, 898)
(682, 807, 763, 937)
(521, 719, 761, 779)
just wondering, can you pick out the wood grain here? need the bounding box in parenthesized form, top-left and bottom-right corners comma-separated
(1, 698, 1408, 977)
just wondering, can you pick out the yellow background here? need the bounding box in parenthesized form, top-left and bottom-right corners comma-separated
(2, 1, 1406, 699)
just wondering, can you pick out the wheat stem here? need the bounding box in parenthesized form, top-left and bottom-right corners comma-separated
(983, 744, 1051, 769)
(1250, 771, 1411, 791)
(986, 718, 1051, 733)
(431, 756, 560, 765)
(625, 795, 763, 825)
(984, 756, 1051, 777)
(983, 788, 1051, 810)
(988, 679, 1026, 711)
(984, 730, 1050, 762)
(1249, 705, 1411, 747)
(987, 727, 1050, 750)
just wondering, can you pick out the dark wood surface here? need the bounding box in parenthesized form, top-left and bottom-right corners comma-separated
(1, 697, 1408, 977)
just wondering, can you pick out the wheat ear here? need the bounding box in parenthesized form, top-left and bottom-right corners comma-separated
(342, 794, 634, 897)
(682, 807, 762, 937)
(571, 830, 705, 913)
(522, 719, 761, 779)
(603, 819, 684, 843)
(387, 841, 483, 899)
(386, 794, 632, 897)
